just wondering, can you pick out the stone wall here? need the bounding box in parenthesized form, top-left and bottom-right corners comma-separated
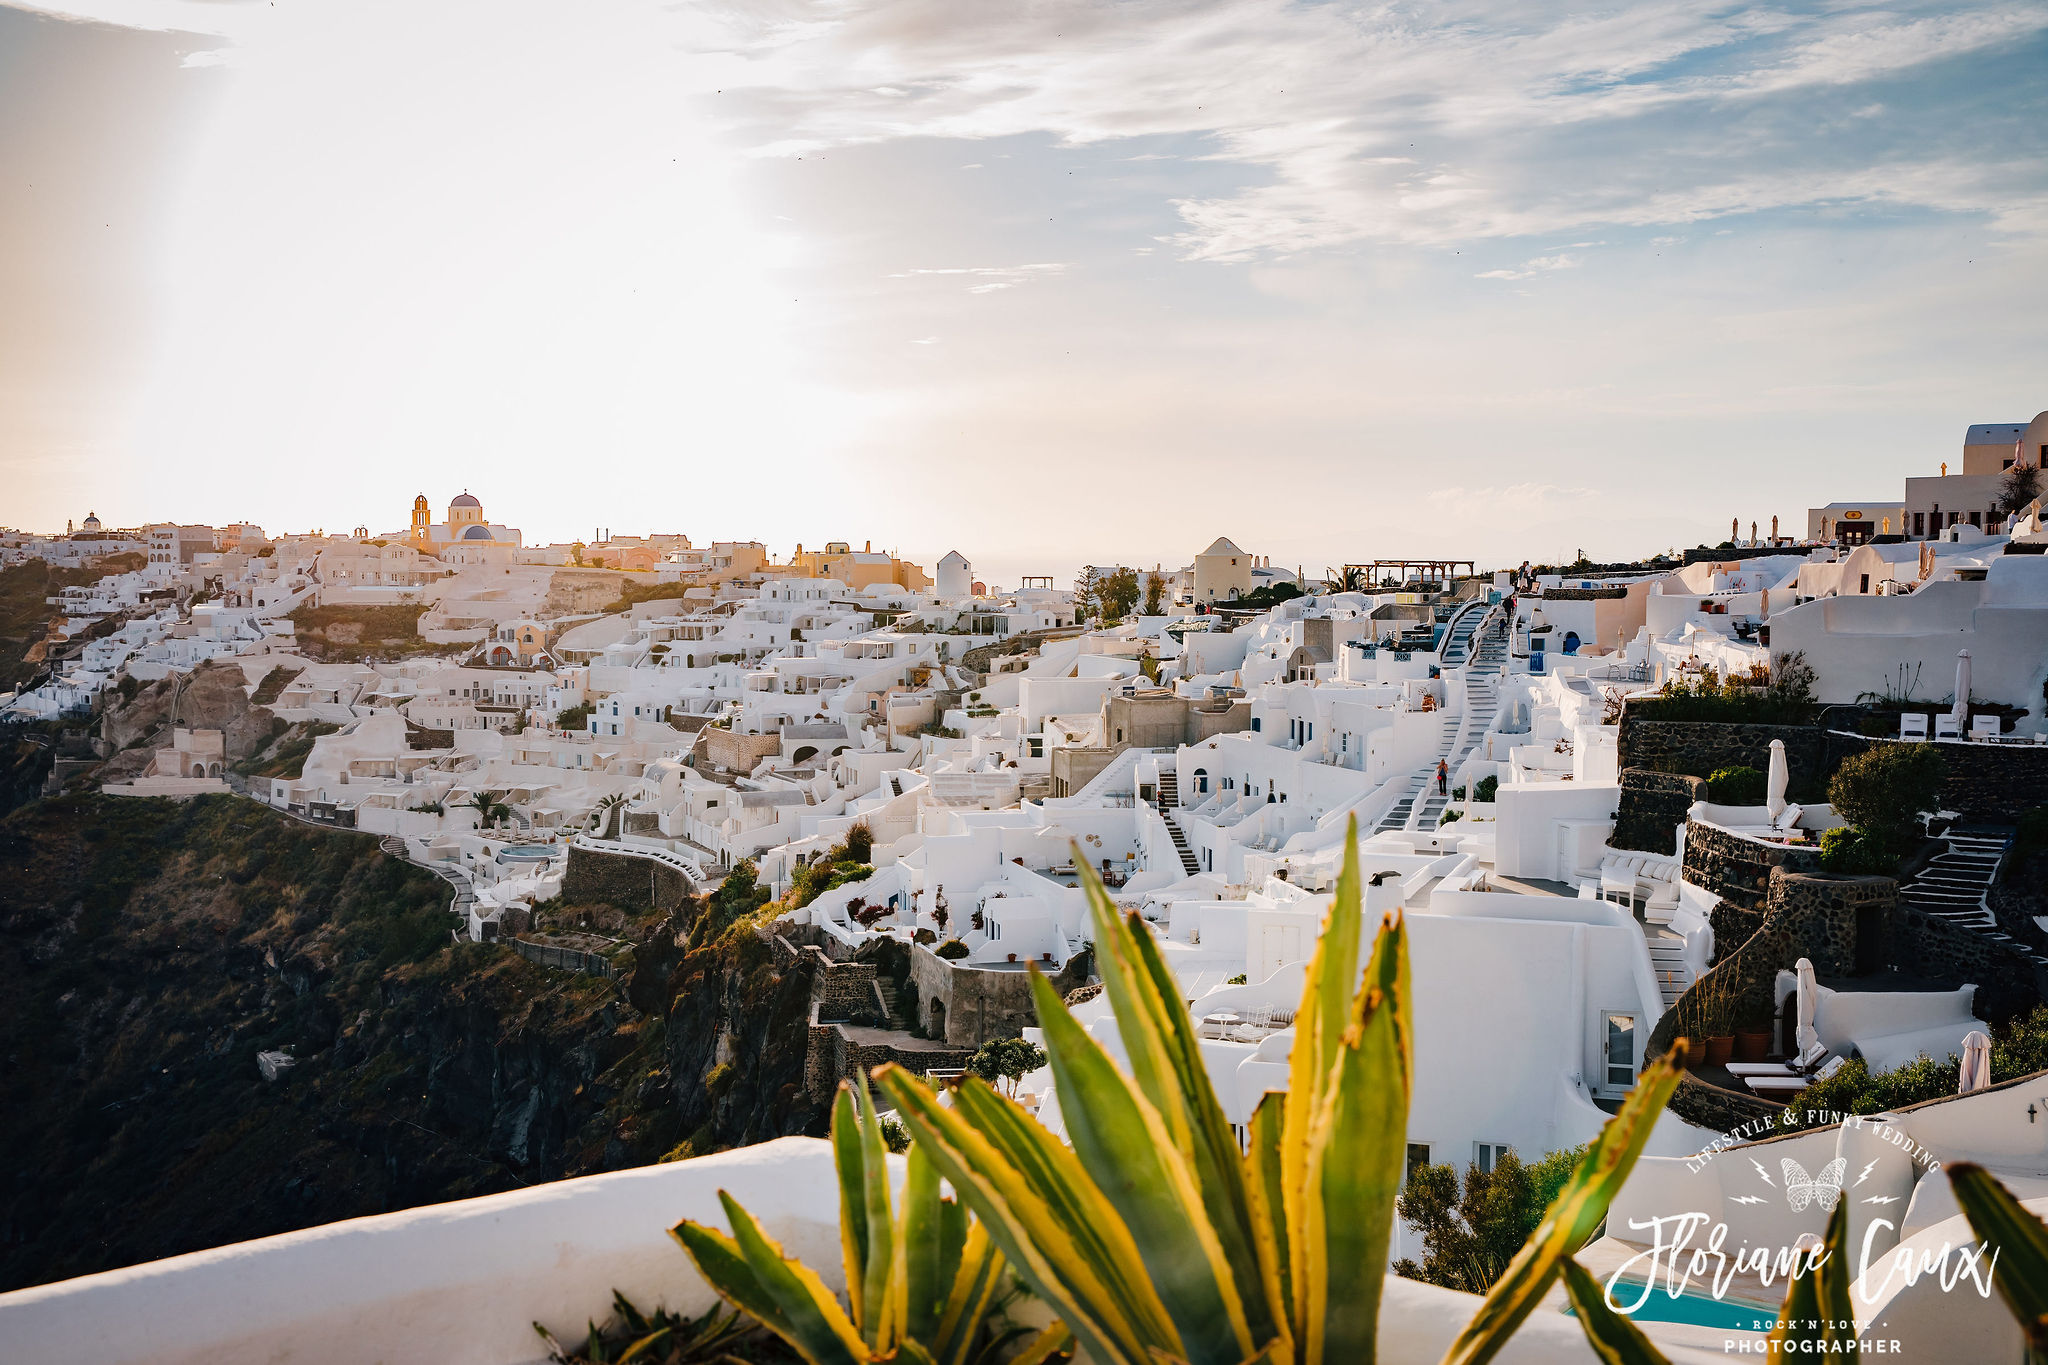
(1681, 819, 1825, 912)
(561, 844, 694, 915)
(909, 943, 1093, 1048)
(803, 1025, 973, 1101)
(1610, 768, 1706, 854)
(1617, 703, 1825, 794)
(1650, 868, 1895, 1061)
(1891, 902, 2048, 1022)
(1822, 732, 2048, 825)
(1668, 1071, 1785, 1131)
(702, 727, 785, 775)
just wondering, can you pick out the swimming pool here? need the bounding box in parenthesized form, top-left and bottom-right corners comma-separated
(1567, 1288, 1776, 1334)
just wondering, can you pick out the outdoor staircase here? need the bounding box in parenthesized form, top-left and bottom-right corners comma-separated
(383, 832, 476, 928)
(1151, 770, 1203, 876)
(874, 979, 916, 1031)
(1382, 603, 1507, 833)
(1646, 930, 1694, 1008)
(1898, 828, 2040, 965)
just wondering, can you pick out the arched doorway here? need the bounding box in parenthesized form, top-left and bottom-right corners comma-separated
(1193, 768, 1209, 794)
(792, 745, 818, 764)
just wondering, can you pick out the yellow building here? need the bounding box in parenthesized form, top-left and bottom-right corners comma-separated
(780, 540, 933, 592)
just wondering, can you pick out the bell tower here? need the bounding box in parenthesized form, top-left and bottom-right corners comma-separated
(410, 494, 431, 549)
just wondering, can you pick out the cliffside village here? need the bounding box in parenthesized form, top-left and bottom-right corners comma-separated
(6, 409, 2048, 1357)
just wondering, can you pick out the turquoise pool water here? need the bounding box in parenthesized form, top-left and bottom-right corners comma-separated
(1567, 1289, 1776, 1333)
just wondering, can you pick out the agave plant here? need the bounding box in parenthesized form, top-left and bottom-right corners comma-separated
(873, 819, 1685, 1365)
(672, 1081, 1072, 1365)
(1948, 1162, 2048, 1361)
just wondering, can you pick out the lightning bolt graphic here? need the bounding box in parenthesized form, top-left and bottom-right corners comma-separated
(1731, 1195, 1768, 1205)
(1752, 1159, 1774, 1186)
(1862, 1196, 1901, 1205)
(1855, 1159, 1880, 1187)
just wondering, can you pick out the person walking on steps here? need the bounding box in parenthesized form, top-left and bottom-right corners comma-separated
(1436, 758, 1449, 797)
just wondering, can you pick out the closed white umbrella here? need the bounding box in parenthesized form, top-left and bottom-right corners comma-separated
(1959, 1031, 1992, 1094)
(1949, 649, 1972, 735)
(1795, 958, 1821, 1065)
(1766, 738, 1789, 824)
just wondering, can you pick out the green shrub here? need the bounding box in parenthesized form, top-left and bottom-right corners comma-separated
(1707, 765, 1766, 805)
(934, 938, 969, 960)
(703, 1061, 736, 1097)
(1473, 774, 1498, 803)
(554, 701, 593, 731)
(1828, 742, 1944, 844)
(2015, 806, 2048, 858)
(843, 821, 873, 863)
(1819, 826, 1898, 875)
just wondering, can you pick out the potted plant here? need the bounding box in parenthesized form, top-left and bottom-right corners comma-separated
(1735, 999, 1775, 1062)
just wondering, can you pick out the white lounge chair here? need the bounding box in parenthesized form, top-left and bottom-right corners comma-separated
(1899, 712, 1929, 740)
(1935, 715, 1961, 740)
(1744, 1056, 1847, 1096)
(1970, 715, 2000, 741)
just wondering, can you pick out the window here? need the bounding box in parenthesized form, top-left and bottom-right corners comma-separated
(1858, 574, 1870, 594)
(1251, 716, 1261, 731)
(1606, 1013, 1637, 1087)
(1406, 1143, 1431, 1186)
(1475, 1142, 1511, 1174)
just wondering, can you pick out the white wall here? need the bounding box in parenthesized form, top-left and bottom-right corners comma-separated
(1492, 781, 1621, 880)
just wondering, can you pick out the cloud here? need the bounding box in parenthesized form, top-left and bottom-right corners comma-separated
(685, 0, 2048, 261)
(1477, 252, 1583, 281)
(886, 262, 1069, 294)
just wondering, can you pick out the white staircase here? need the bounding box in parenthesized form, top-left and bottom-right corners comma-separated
(1151, 770, 1202, 876)
(1383, 603, 1506, 833)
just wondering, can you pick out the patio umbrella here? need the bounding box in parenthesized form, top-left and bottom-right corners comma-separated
(1794, 957, 1821, 1062)
(1949, 649, 1971, 734)
(1958, 1031, 1992, 1094)
(1766, 738, 1789, 825)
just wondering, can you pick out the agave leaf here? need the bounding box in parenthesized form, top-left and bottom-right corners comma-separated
(1947, 1163, 2048, 1350)
(612, 1327, 673, 1364)
(831, 1088, 871, 1334)
(1301, 913, 1411, 1364)
(1766, 1233, 1824, 1350)
(1005, 1320, 1077, 1365)
(875, 1063, 1163, 1365)
(1098, 865, 1290, 1357)
(902, 1139, 949, 1348)
(1559, 1257, 1671, 1365)
(1242, 1091, 1292, 1332)
(671, 1215, 796, 1346)
(1282, 819, 1365, 1342)
(679, 1192, 870, 1365)
(1440, 1040, 1687, 1365)
(852, 1081, 898, 1349)
(932, 1221, 1005, 1365)
(1028, 964, 1254, 1365)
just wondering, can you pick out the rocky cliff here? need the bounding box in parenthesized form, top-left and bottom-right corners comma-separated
(98, 657, 277, 762)
(0, 795, 677, 1292)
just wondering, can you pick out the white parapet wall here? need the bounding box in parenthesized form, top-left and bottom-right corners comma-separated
(0, 1132, 1726, 1364)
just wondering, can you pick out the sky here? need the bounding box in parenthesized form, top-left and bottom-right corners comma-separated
(2, 0, 2045, 589)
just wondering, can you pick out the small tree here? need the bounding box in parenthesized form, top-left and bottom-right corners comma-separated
(1829, 742, 1945, 846)
(1098, 567, 1141, 623)
(1999, 461, 2042, 517)
(931, 887, 950, 934)
(466, 788, 513, 828)
(967, 1036, 1047, 1097)
(844, 820, 873, 863)
(1394, 1146, 1586, 1294)
(1141, 572, 1166, 616)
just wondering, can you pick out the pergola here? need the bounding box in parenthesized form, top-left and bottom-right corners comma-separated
(1336, 559, 1477, 589)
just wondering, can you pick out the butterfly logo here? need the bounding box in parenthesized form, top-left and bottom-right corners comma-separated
(1781, 1157, 1846, 1212)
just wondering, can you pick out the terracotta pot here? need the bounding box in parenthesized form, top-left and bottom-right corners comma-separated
(1706, 1035, 1736, 1067)
(1735, 1028, 1773, 1063)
